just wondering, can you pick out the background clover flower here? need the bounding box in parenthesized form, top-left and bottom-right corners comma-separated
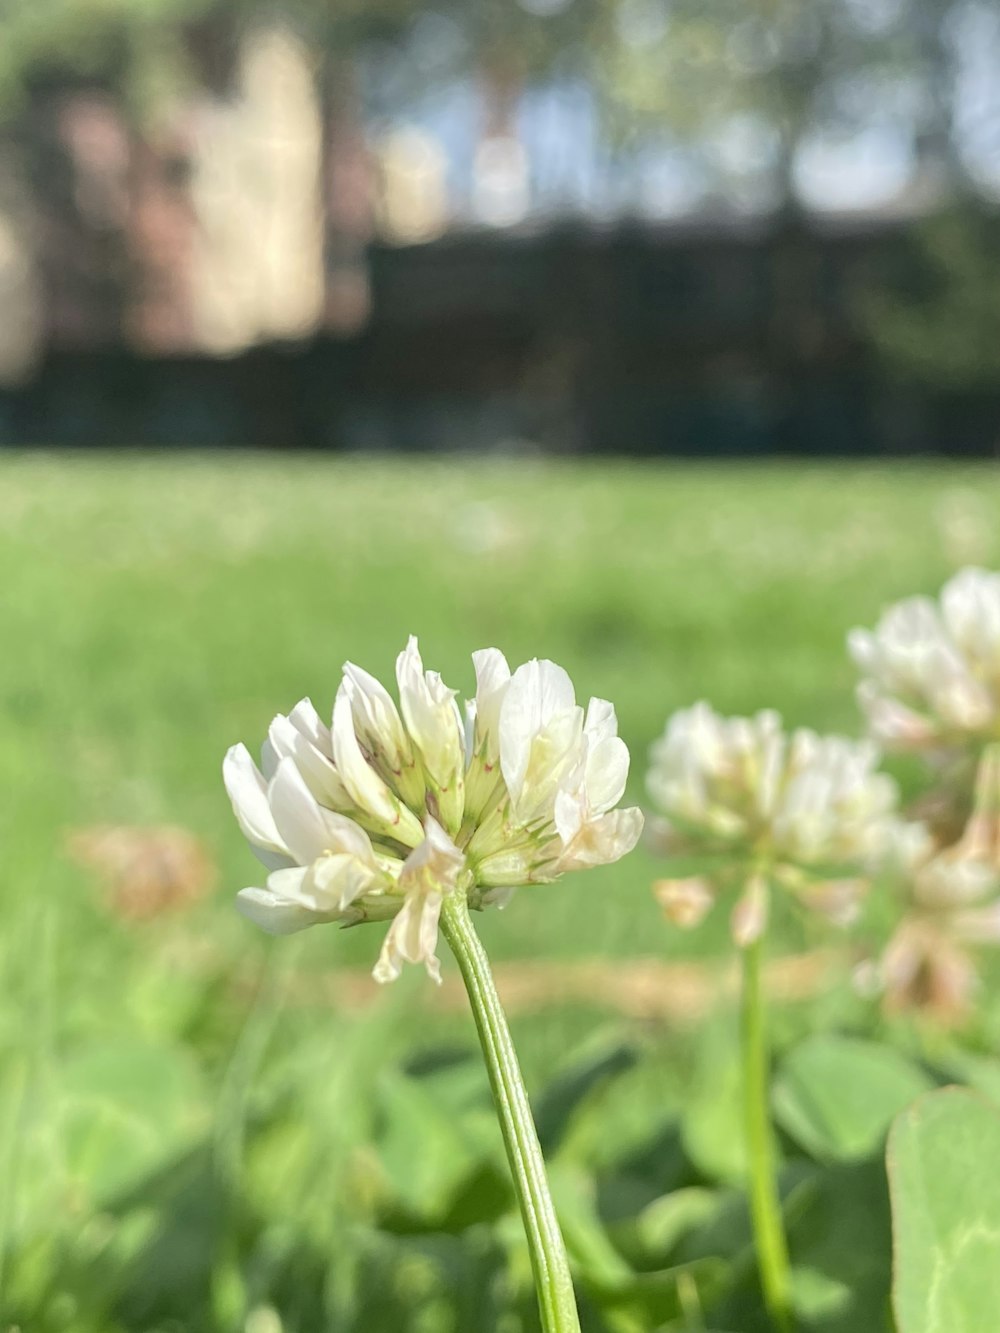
(224, 637, 643, 983)
(865, 745, 1000, 1025)
(644, 700, 897, 1330)
(646, 702, 897, 944)
(849, 566, 1000, 758)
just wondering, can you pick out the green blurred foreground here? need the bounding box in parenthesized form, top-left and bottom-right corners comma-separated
(3, 454, 1000, 1332)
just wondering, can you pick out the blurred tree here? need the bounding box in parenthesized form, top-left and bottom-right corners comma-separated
(594, 0, 978, 211)
(861, 204, 1000, 389)
(0, 0, 991, 213)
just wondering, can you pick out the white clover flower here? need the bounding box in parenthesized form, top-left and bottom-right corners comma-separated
(885, 819, 999, 921)
(224, 638, 643, 982)
(646, 702, 897, 943)
(867, 745, 1000, 1024)
(849, 567, 1000, 757)
(647, 703, 895, 868)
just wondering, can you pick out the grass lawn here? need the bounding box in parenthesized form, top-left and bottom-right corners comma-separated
(4, 453, 997, 965)
(1, 451, 995, 1041)
(3, 453, 999, 978)
(2, 452, 999, 1331)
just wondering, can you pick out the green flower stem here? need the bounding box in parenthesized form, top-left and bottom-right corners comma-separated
(439, 891, 581, 1333)
(741, 931, 794, 1333)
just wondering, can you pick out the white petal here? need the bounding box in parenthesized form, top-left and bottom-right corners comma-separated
(396, 640, 464, 773)
(936, 675, 994, 730)
(287, 697, 332, 754)
(268, 711, 352, 810)
(584, 697, 618, 745)
(372, 818, 465, 984)
(500, 659, 580, 806)
(506, 707, 585, 821)
(372, 887, 445, 984)
(584, 735, 630, 813)
(395, 638, 465, 830)
(464, 699, 478, 765)
(260, 737, 280, 781)
(857, 686, 937, 749)
(395, 635, 429, 720)
(471, 647, 511, 755)
(499, 661, 575, 804)
(592, 805, 643, 862)
(400, 815, 467, 889)
(556, 805, 644, 871)
(654, 876, 714, 928)
(313, 852, 380, 906)
(343, 662, 413, 773)
(344, 662, 402, 730)
(846, 627, 878, 671)
(235, 884, 319, 935)
(941, 568, 1000, 654)
(271, 854, 377, 913)
(554, 787, 584, 846)
(223, 743, 288, 856)
(331, 685, 422, 846)
(269, 758, 373, 866)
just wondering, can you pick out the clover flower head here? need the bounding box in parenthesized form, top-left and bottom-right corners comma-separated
(869, 745, 1000, 1024)
(647, 702, 895, 869)
(849, 567, 1000, 758)
(224, 638, 643, 982)
(646, 702, 897, 944)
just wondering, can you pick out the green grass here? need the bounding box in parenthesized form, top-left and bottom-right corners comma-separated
(1, 451, 996, 1062)
(1, 452, 996, 1024)
(4, 453, 998, 968)
(3, 452, 1000, 1331)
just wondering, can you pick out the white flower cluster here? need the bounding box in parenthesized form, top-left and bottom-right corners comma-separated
(849, 567, 1000, 757)
(646, 703, 897, 943)
(647, 703, 895, 868)
(224, 638, 642, 983)
(868, 746, 1000, 1023)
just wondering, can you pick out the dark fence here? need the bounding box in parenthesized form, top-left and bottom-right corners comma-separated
(4, 216, 999, 455)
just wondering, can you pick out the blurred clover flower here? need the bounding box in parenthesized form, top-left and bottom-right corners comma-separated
(864, 744, 1000, 1026)
(849, 567, 1000, 759)
(224, 637, 642, 984)
(646, 701, 897, 1330)
(646, 702, 897, 946)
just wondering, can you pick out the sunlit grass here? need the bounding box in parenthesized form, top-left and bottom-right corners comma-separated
(4, 453, 999, 972)
(1, 453, 999, 1060)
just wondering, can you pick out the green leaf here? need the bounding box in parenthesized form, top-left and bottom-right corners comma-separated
(551, 1165, 729, 1330)
(888, 1087, 1000, 1333)
(588, 1258, 731, 1333)
(532, 1036, 638, 1156)
(58, 1038, 206, 1204)
(681, 1023, 747, 1183)
(933, 1049, 1000, 1108)
(787, 1161, 893, 1333)
(620, 1187, 722, 1267)
(551, 1163, 635, 1290)
(774, 1035, 932, 1163)
(375, 1070, 503, 1230)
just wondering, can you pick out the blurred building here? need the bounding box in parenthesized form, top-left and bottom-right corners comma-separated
(2, 9, 1000, 454)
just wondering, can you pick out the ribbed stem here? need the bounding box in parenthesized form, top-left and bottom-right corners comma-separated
(439, 892, 581, 1333)
(741, 933, 794, 1332)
